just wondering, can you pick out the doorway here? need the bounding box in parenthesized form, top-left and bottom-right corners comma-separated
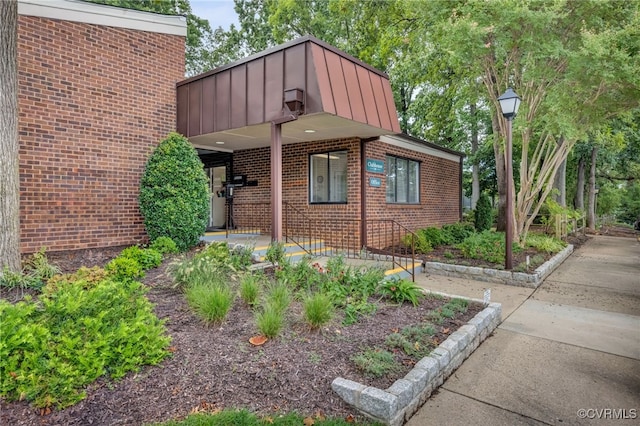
(206, 166, 227, 229)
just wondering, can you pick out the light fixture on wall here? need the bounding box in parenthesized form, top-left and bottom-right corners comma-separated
(304, 129, 316, 133)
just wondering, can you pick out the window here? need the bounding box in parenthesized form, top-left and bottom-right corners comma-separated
(310, 151, 347, 203)
(386, 155, 419, 203)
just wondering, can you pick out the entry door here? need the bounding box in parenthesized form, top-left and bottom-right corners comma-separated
(207, 166, 227, 228)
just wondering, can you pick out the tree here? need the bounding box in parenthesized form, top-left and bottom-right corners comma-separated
(0, 0, 20, 273)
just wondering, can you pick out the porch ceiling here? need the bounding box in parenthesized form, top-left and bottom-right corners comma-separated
(177, 35, 401, 152)
(188, 113, 389, 152)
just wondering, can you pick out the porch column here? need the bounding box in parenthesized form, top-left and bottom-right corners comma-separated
(271, 122, 283, 241)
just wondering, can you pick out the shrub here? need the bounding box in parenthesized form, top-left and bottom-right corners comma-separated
(23, 248, 61, 284)
(441, 222, 476, 244)
(420, 227, 451, 248)
(239, 273, 262, 306)
(139, 132, 209, 252)
(149, 236, 179, 255)
(351, 348, 399, 378)
(168, 242, 242, 289)
(456, 230, 521, 265)
(525, 233, 566, 254)
(401, 231, 433, 254)
(265, 281, 291, 314)
(265, 240, 286, 265)
(378, 278, 424, 306)
(303, 292, 334, 328)
(0, 279, 170, 409)
(185, 281, 234, 324)
(255, 303, 285, 338)
(105, 257, 145, 281)
(474, 193, 494, 232)
(120, 246, 162, 270)
(44, 266, 108, 294)
(0, 267, 41, 290)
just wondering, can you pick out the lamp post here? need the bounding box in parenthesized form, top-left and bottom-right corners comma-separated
(497, 88, 521, 270)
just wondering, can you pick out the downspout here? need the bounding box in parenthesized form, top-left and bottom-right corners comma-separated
(459, 156, 464, 221)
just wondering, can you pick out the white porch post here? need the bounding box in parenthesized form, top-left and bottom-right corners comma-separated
(271, 122, 283, 241)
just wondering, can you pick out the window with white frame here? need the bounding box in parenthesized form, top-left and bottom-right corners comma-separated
(310, 151, 347, 203)
(386, 155, 419, 203)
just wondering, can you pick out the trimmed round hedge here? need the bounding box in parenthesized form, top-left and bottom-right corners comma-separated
(139, 132, 209, 251)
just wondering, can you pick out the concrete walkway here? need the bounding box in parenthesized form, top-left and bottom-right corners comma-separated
(408, 235, 640, 425)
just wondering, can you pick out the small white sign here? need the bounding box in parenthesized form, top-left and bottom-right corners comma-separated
(483, 288, 491, 306)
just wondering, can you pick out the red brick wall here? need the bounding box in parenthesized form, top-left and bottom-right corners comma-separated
(18, 15, 185, 253)
(231, 137, 461, 248)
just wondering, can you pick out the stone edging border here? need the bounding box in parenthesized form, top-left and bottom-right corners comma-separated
(422, 244, 574, 288)
(332, 299, 502, 426)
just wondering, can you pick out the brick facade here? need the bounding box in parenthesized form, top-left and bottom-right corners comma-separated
(230, 137, 461, 249)
(17, 13, 185, 253)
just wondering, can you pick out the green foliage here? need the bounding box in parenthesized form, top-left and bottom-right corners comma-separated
(0, 267, 40, 290)
(239, 273, 262, 307)
(168, 242, 246, 289)
(105, 256, 145, 281)
(428, 298, 469, 324)
(149, 236, 179, 255)
(0, 248, 61, 291)
(303, 292, 334, 328)
(401, 231, 433, 254)
(0, 279, 170, 409)
(265, 240, 286, 264)
(185, 281, 234, 325)
(152, 409, 379, 425)
(441, 222, 476, 244)
(420, 227, 452, 247)
(342, 300, 377, 326)
(139, 132, 209, 252)
(474, 193, 493, 232)
(265, 281, 291, 314)
(351, 348, 399, 378)
(525, 233, 566, 254)
(120, 246, 163, 270)
(378, 279, 424, 306)
(456, 230, 522, 265)
(255, 304, 285, 339)
(385, 323, 437, 359)
(44, 266, 108, 294)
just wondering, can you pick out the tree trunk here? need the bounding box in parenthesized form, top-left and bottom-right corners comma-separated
(574, 155, 585, 210)
(552, 137, 566, 207)
(470, 103, 480, 210)
(587, 147, 597, 230)
(0, 0, 21, 273)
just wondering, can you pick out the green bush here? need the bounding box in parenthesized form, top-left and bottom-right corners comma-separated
(0, 279, 170, 409)
(525, 233, 566, 254)
(401, 231, 433, 254)
(149, 236, 179, 255)
(378, 278, 424, 306)
(44, 266, 108, 294)
(255, 303, 285, 338)
(420, 227, 451, 247)
(441, 222, 476, 244)
(168, 242, 245, 289)
(239, 273, 262, 306)
(474, 193, 494, 232)
(456, 230, 521, 265)
(303, 292, 334, 328)
(139, 132, 209, 252)
(105, 257, 145, 281)
(120, 246, 162, 270)
(185, 282, 234, 324)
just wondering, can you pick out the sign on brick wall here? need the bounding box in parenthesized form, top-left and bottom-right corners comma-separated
(366, 158, 384, 173)
(369, 177, 382, 187)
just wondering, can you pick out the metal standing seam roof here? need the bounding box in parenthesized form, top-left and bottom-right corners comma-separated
(177, 35, 401, 150)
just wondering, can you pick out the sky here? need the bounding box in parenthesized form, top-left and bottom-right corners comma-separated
(189, 0, 240, 31)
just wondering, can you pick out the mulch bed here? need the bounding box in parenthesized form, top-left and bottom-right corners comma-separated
(1, 248, 482, 426)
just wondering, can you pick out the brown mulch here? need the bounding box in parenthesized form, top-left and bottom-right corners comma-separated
(1, 248, 482, 426)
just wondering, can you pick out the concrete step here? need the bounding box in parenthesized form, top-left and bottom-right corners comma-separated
(383, 260, 424, 282)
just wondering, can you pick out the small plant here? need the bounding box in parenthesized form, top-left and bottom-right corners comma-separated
(255, 303, 285, 338)
(23, 247, 61, 283)
(0, 267, 40, 290)
(385, 323, 437, 359)
(120, 246, 163, 270)
(265, 240, 286, 265)
(401, 231, 432, 254)
(443, 250, 455, 259)
(525, 233, 566, 254)
(265, 281, 291, 314)
(44, 266, 108, 294)
(105, 257, 145, 281)
(185, 282, 234, 324)
(342, 300, 377, 325)
(303, 292, 334, 328)
(378, 278, 424, 306)
(457, 230, 522, 265)
(441, 222, 476, 244)
(239, 273, 262, 306)
(420, 227, 452, 248)
(149, 236, 179, 255)
(351, 348, 399, 378)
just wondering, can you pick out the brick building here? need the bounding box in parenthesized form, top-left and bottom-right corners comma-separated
(17, 0, 186, 253)
(178, 36, 464, 250)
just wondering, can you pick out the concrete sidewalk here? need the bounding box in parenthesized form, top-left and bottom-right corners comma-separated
(408, 235, 640, 425)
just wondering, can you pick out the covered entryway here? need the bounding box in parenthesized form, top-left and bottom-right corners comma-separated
(176, 35, 401, 242)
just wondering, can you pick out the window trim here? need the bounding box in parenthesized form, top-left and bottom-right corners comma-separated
(386, 154, 420, 204)
(309, 150, 348, 204)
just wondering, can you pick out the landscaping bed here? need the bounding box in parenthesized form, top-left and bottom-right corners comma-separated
(1, 247, 482, 426)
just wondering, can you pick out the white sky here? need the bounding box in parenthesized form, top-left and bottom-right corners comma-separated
(190, 0, 240, 31)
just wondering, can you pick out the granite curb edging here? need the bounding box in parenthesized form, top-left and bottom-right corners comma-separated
(422, 244, 574, 288)
(332, 299, 502, 426)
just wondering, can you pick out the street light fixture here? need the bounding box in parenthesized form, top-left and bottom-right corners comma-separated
(498, 87, 521, 270)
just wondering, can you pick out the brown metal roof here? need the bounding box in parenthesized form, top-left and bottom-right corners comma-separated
(176, 35, 401, 151)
